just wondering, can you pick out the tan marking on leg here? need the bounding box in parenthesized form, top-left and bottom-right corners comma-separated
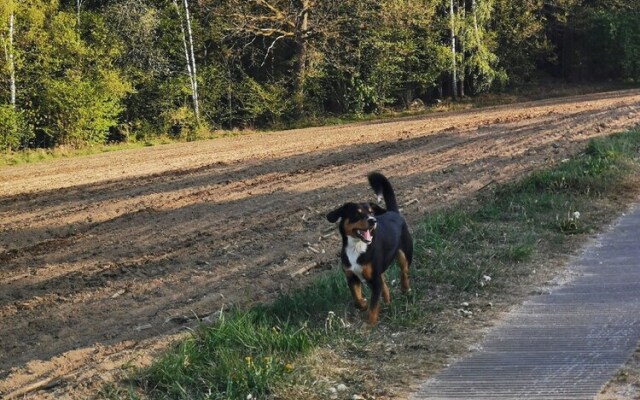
(344, 269, 367, 310)
(381, 275, 390, 305)
(350, 281, 367, 310)
(361, 263, 373, 281)
(396, 250, 410, 293)
(366, 302, 380, 325)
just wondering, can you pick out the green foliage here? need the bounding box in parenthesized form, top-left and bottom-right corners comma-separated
(568, 10, 640, 81)
(0, 105, 31, 151)
(40, 69, 131, 146)
(1, 0, 638, 149)
(492, 0, 550, 84)
(0, 1, 132, 148)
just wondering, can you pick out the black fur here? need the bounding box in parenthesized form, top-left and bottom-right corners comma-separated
(326, 172, 413, 324)
(368, 172, 399, 212)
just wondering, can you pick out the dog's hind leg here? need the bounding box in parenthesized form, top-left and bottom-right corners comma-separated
(381, 275, 391, 305)
(396, 250, 411, 293)
(402, 224, 414, 265)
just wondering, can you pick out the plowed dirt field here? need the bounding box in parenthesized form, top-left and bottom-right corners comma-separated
(2, 89, 640, 398)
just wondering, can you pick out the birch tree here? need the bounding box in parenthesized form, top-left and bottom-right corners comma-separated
(76, 0, 83, 34)
(173, 0, 200, 123)
(8, 10, 14, 108)
(458, 0, 465, 97)
(0, 2, 20, 151)
(0, 0, 16, 109)
(449, 0, 457, 99)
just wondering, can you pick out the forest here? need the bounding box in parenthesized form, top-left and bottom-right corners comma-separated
(0, 0, 638, 151)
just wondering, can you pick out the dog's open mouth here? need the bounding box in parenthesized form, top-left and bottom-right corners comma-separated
(356, 229, 373, 243)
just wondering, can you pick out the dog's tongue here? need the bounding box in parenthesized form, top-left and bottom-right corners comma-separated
(362, 229, 372, 242)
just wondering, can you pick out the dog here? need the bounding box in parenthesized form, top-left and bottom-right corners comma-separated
(326, 172, 412, 325)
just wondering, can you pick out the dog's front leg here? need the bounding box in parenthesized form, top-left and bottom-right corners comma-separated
(345, 271, 367, 310)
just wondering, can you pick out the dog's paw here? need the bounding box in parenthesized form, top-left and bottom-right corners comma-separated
(354, 298, 368, 310)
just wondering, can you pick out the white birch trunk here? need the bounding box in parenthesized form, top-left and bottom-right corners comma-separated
(459, 0, 465, 98)
(9, 12, 15, 108)
(76, 0, 81, 32)
(472, 0, 480, 43)
(182, 0, 199, 123)
(450, 0, 457, 100)
(172, 0, 198, 122)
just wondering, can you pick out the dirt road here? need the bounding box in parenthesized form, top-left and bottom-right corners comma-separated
(2, 89, 640, 398)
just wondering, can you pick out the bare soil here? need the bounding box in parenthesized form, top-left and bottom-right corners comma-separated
(2, 89, 640, 399)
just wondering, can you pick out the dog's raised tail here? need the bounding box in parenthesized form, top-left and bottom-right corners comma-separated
(368, 172, 398, 212)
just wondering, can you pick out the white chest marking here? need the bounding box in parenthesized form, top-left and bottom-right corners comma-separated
(346, 236, 369, 282)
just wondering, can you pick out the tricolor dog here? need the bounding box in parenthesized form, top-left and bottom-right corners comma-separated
(326, 172, 412, 325)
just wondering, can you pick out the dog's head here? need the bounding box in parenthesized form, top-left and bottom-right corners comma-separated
(327, 202, 385, 244)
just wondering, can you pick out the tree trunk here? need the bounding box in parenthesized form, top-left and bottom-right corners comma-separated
(227, 58, 233, 128)
(9, 12, 15, 108)
(472, 0, 480, 43)
(76, 0, 82, 35)
(182, 0, 199, 123)
(459, 0, 465, 98)
(450, 0, 457, 100)
(173, 0, 199, 123)
(293, 1, 309, 116)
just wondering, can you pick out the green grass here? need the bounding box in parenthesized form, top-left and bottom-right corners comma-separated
(416, 129, 640, 294)
(145, 311, 317, 399)
(112, 127, 640, 400)
(0, 131, 231, 168)
(0, 140, 160, 167)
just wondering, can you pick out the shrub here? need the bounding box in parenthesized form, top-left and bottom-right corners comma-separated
(0, 106, 32, 151)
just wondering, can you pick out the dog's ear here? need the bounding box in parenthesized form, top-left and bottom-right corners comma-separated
(327, 204, 346, 223)
(369, 202, 386, 216)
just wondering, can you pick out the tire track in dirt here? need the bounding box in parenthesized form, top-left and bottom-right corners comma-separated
(1, 89, 640, 398)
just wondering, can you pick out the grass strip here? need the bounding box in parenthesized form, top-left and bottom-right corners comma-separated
(114, 127, 640, 399)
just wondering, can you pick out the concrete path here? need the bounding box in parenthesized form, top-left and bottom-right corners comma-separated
(412, 205, 640, 400)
